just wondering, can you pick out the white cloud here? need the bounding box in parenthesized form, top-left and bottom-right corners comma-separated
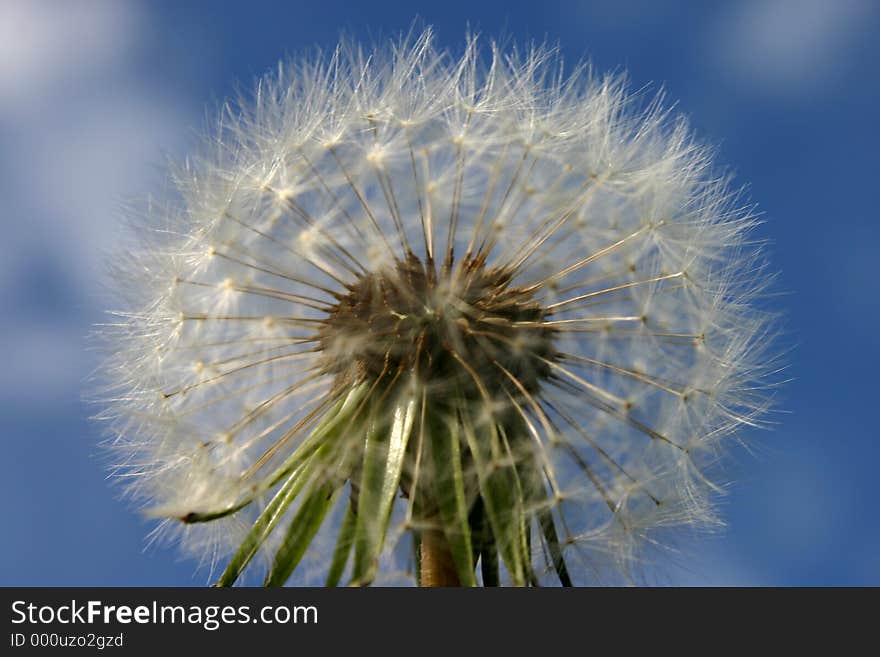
(0, 0, 186, 291)
(709, 0, 875, 95)
(0, 0, 196, 407)
(0, 0, 140, 110)
(10, 90, 188, 289)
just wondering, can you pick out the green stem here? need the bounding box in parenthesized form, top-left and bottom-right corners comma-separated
(420, 528, 460, 587)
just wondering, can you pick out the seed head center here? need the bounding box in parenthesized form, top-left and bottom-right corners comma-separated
(320, 253, 557, 399)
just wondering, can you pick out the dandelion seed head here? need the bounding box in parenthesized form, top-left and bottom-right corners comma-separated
(96, 28, 780, 586)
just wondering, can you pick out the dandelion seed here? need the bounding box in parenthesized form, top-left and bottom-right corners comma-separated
(96, 28, 780, 586)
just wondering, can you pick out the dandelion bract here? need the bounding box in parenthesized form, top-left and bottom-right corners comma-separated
(98, 29, 778, 586)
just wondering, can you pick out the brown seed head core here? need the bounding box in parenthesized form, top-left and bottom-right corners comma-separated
(319, 252, 557, 402)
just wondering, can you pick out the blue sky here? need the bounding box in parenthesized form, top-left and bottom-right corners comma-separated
(0, 0, 877, 585)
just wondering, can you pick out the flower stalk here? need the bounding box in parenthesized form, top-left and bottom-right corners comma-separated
(420, 528, 461, 587)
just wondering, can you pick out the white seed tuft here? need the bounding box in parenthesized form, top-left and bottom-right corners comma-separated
(95, 28, 781, 586)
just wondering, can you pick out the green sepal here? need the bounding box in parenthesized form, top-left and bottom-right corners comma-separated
(324, 498, 357, 587)
(537, 506, 572, 587)
(350, 394, 416, 585)
(458, 406, 527, 586)
(264, 482, 340, 586)
(177, 384, 368, 524)
(517, 446, 572, 587)
(471, 500, 499, 586)
(428, 415, 477, 586)
(215, 459, 313, 586)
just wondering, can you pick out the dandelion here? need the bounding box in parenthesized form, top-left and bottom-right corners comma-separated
(97, 28, 779, 586)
